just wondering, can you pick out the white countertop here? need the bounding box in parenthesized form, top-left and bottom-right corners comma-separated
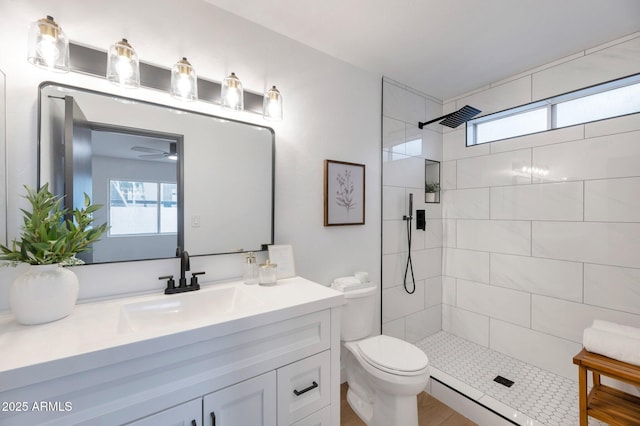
(0, 276, 344, 392)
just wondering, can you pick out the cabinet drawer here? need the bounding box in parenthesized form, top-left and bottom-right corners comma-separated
(277, 351, 331, 426)
(289, 406, 331, 426)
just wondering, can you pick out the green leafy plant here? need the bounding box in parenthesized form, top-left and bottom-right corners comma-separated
(0, 184, 108, 265)
(425, 182, 441, 193)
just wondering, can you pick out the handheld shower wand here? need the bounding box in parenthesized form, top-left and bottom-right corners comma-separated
(403, 194, 416, 294)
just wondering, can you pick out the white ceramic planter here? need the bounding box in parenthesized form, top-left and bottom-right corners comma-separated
(425, 192, 437, 203)
(9, 264, 79, 325)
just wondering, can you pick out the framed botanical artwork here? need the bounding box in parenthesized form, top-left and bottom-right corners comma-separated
(324, 160, 365, 226)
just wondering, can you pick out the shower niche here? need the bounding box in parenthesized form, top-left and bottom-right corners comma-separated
(424, 159, 440, 203)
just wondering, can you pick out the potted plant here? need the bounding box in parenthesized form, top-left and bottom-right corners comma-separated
(0, 184, 108, 325)
(425, 181, 440, 203)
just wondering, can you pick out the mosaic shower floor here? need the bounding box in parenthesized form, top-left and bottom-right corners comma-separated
(415, 332, 607, 426)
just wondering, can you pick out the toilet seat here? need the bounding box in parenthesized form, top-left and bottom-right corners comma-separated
(357, 335, 428, 376)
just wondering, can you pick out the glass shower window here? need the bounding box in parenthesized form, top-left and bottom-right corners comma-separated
(475, 107, 547, 144)
(109, 180, 159, 235)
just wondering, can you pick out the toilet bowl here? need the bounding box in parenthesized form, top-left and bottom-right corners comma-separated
(332, 279, 430, 426)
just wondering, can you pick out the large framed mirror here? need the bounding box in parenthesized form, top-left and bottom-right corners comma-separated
(38, 82, 274, 264)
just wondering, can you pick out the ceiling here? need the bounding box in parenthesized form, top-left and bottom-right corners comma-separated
(204, 0, 640, 100)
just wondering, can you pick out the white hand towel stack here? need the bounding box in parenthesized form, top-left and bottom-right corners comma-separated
(583, 320, 640, 366)
(333, 275, 371, 292)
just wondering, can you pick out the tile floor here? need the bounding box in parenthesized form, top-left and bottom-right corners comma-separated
(415, 331, 607, 426)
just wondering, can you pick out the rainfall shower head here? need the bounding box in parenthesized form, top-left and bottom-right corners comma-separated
(418, 105, 481, 129)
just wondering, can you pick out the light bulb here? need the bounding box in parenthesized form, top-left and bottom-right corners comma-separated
(27, 16, 69, 72)
(170, 57, 197, 101)
(107, 39, 140, 88)
(221, 72, 243, 111)
(263, 85, 283, 121)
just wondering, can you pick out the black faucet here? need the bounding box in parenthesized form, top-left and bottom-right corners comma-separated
(160, 248, 203, 294)
(178, 249, 190, 288)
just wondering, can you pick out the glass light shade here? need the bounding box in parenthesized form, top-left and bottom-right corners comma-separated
(263, 86, 283, 121)
(27, 16, 70, 72)
(170, 57, 197, 101)
(221, 72, 243, 111)
(107, 39, 140, 88)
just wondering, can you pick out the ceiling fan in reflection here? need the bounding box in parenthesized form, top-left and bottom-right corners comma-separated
(131, 142, 178, 160)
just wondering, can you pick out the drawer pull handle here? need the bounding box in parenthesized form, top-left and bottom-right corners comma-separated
(191, 420, 197, 426)
(293, 381, 318, 396)
(210, 411, 216, 426)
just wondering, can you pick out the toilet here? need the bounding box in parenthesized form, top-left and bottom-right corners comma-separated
(332, 279, 430, 426)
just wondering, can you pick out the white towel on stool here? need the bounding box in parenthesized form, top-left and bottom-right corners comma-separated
(583, 324, 640, 367)
(592, 319, 640, 340)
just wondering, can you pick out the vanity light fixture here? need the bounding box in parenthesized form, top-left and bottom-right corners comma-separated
(106, 38, 140, 88)
(170, 57, 197, 101)
(221, 72, 244, 111)
(263, 85, 283, 121)
(27, 16, 70, 72)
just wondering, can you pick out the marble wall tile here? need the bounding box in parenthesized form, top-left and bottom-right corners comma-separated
(489, 124, 584, 154)
(406, 305, 442, 343)
(441, 188, 490, 219)
(443, 127, 490, 161)
(442, 276, 456, 306)
(532, 36, 640, 101)
(382, 279, 425, 322)
(442, 219, 457, 248)
(489, 319, 582, 380)
(491, 181, 583, 221)
(425, 275, 443, 308)
(457, 279, 531, 327)
(533, 130, 640, 182)
(382, 116, 405, 153)
(585, 177, 640, 222)
(491, 253, 583, 302)
(457, 149, 532, 189)
(443, 248, 490, 283)
(383, 152, 428, 187)
(457, 219, 531, 256)
(585, 112, 640, 138)
(382, 220, 404, 255)
(382, 317, 405, 340)
(383, 185, 406, 220)
(423, 218, 443, 249)
(441, 160, 457, 190)
(532, 221, 640, 268)
(382, 252, 406, 289)
(532, 295, 640, 343)
(456, 76, 532, 117)
(413, 248, 443, 280)
(442, 305, 489, 347)
(383, 80, 427, 124)
(584, 263, 640, 315)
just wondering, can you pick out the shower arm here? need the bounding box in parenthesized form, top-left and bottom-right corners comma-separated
(418, 114, 451, 129)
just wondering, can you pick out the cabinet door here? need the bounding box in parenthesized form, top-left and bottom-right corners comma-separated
(126, 398, 201, 426)
(203, 371, 276, 426)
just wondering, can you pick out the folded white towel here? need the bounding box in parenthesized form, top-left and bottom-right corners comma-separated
(583, 327, 640, 367)
(334, 276, 361, 287)
(592, 320, 640, 340)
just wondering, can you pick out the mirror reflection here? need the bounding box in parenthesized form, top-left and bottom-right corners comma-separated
(39, 83, 274, 264)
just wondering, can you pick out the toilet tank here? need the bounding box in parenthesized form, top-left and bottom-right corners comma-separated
(333, 283, 377, 341)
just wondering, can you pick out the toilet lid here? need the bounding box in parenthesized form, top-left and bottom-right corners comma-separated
(357, 335, 428, 375)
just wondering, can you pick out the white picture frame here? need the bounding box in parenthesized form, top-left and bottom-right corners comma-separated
(268, 244, 296, 279)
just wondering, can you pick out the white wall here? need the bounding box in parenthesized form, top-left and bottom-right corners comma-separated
(381, 78, 443, 342)
(0, 0, 381, 311)
(441, 33, 640, 380)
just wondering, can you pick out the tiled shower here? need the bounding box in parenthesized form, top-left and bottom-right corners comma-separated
(382, 31, 640, 392)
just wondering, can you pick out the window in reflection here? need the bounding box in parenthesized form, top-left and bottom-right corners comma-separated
(109, 180, 176, 236)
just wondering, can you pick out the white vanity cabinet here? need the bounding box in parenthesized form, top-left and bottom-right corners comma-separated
(203, 371, 277, 426)
(126, 398, 201, 426)
(0, 278, 343, 426)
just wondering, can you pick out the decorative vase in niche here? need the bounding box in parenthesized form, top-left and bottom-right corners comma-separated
(426, 192, 437, 203)
(9, 264, 79, 325)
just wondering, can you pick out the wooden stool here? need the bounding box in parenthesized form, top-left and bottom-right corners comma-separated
(573, 348, 640, 425)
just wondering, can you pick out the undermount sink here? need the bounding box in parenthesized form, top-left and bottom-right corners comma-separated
(117, 285, 264, 333)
